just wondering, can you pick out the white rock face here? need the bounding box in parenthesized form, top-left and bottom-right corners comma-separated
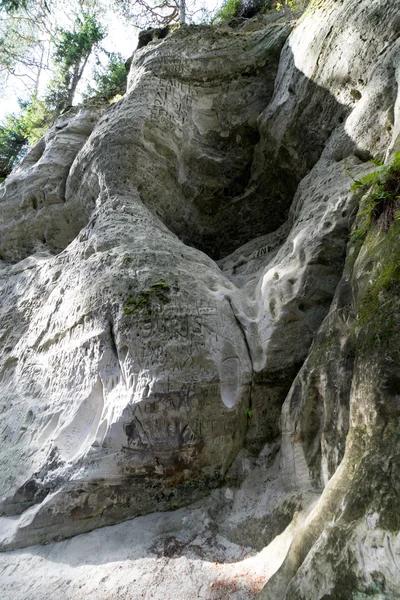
(0, 11, 399, 600)
(0, 15, 291, 548)
(0, 108, 102, 263)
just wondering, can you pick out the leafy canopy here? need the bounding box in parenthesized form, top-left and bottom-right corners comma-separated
(53, 12, 106, 72)
(84, 52, 127, 101)
(0, 0, 216, 183)
(0, 94, 49, 181)
(213, 0, 308, 22)
(46, 12, 106, 111)
(0, 7, 110, 181)
(0, 0, 30, 12)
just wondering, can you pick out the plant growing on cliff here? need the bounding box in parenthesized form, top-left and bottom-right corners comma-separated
(350, 152, 400, 239)
(275, 0, 308, 10)
(355, 222, 400, 353)
(349, 153, 400, 353)
(213, 0, 268, 22)
(212, 0, 307, 22)
(0, 112, 26, 180)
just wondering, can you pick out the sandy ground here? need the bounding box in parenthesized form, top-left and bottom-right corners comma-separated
(0, 493, 298, 600)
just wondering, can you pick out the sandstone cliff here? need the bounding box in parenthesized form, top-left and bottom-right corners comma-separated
(0, 0, 399, 598)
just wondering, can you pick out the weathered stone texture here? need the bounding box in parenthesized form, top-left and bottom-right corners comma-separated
(0, 1, 399, 596)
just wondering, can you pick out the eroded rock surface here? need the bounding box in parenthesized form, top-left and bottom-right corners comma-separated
(0, 13, 292, 548)
(0, 0, 400, 598)
(0, 108, 102, 263)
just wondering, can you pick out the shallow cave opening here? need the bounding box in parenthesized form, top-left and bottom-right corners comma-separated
(161, 129, 300, 262)
(176, 167, 298, 261)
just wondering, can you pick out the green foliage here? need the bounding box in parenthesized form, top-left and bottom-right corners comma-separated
(244, 407, 253, 418)
(0, 113, 26, 180)
(350, 152, 400, 241)
(212, 0, 306, 23)
(213, 0, 243, 22)
(46, 12, 106, 111)
(53, 13, 105, 73)
(0, 0, 29, 11)
(350, 152, 400, 195)
(0, 0, 33, 15)
(350, 170, 380, 193)
(349, 197, 376, 241)
(0, 10, 113, 180)
(370, 157, 384, 167)
(0, 94, 51, 181)
(275, 0, 308, 10)
(18, 95, 51, 144)
(352, 151, 400, 352)
(0, 1, 108, 100)
(84, 52, 127, 102)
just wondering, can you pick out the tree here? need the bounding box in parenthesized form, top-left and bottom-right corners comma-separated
(0, 0, 211, 103)
(0, 113, 26, 179)
(0, 0, 31, 10)
(0, 0, 52, 93)
(0, 94, 48, 180)
(0, 0, 106, 99)
(84, 51, 127, 101)
(0, 0, 214, 183)
(45, 12, 106, 111)
(115, 0, 210, 27)
(0, 8, 107, 183)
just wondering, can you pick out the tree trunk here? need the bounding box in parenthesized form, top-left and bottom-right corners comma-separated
(66, 52, 90, 108)
(34, 45, 45, 96)
(179, 0, 186, 23)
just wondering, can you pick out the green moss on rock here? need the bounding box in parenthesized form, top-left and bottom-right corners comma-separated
(350, 151, 400, 240)
(123, 280, 172, 316)
(355, 222, 400, 355)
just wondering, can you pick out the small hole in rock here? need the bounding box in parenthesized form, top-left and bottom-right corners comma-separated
(269, 298, 277, 316)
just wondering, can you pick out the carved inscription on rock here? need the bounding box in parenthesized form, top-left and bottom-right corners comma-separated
(150, 80, 197, 127)
(120, 381, 241, 472)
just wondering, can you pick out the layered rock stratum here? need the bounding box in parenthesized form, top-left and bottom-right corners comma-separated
(0, 0, 399, 598)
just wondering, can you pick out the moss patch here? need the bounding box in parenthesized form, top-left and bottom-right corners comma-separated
(350, 151, 400, 240)
(123, 281, 172, 316)
(308, 334, 337, 367)
(348, 153, 400, 355)
(355, 222, 400, 355)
